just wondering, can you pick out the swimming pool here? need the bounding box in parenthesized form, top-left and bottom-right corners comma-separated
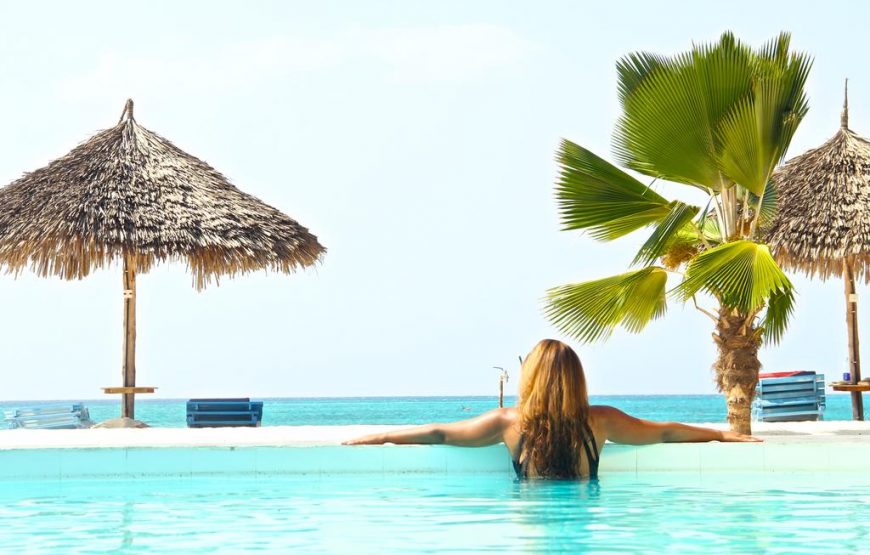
(2, 442, 870, 553)
(3, 471, 870, 553)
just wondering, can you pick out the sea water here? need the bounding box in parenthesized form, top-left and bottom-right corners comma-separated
(0, 394, 857, 427)
(2, 472, 870, 553)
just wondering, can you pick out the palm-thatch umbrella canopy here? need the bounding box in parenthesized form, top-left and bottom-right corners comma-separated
(0, 99, 325, 421)
(767, 82, 870, 420)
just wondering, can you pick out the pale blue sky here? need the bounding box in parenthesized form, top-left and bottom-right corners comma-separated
(0, 1, 866, 400)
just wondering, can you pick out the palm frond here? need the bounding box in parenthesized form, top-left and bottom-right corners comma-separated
(556, 139, 671, 240)
(694, 198, 723, 244)
(752, 181, 779, 228)
(616, 51, 668, 106)
(760, 287, 795, 344)
(667, 205, 721, 247)
(545, 267, 668, 343)
(632, 201, 700, 266)
(674, 240, 793, 313)
(691, 33, 754, 143)
(755, 32, 791, 65)
(716, 43, 812, 195)
(699, 216, 722, 243)
(613, 32, 754, 190)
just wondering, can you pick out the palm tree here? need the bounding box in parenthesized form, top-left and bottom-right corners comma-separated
(545, 32, 812, 434)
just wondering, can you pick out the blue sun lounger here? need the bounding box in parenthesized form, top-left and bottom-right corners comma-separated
(3, 403, 93, 429)
(186, 398, 264, 428)
(755, 371, 825, 422)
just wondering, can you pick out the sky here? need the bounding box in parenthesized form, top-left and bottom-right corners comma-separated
(0, 0, 867, 400)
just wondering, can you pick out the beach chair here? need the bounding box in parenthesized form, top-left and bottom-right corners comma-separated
(754, 371, 826, 422)
(186, 398, 264, 428)
(3, 403, 93, 429)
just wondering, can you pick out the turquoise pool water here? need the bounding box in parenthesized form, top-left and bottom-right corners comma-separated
(0, 394, 858, 427)
(3, 472, 870, 553)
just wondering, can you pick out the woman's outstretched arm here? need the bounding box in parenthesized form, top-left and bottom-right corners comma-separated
(595, 406, 761, 445)
(343, 408, 512, 447)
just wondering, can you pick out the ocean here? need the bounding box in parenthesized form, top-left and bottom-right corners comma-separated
(0, 394, 858, 427)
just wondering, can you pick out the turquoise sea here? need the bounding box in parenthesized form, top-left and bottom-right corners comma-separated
(0, 394, 858, 427)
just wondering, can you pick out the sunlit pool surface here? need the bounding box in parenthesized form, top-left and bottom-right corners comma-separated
(2, 472, 870, 553)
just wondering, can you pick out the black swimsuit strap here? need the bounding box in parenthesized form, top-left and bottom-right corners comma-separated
(583, 421, 599, 461)
(580, 421, 600, 479)
(513, 424, 600, 480)
(513, 435, 527, 478)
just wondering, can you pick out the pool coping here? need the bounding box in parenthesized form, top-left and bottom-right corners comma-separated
(1, 441, 869, 481)
(2, 421, 870, 450)
(1, 423, 870, 480)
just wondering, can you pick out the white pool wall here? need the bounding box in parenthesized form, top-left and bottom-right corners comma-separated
(1, 421, 869, 480)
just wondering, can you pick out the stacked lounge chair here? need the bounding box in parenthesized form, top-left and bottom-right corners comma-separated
(186, 398, 264, 428)
(3, 404, 93, 429)
(754, 371, 826, 422)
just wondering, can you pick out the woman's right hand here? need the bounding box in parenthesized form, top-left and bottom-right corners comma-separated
(595, 406, 764, 444)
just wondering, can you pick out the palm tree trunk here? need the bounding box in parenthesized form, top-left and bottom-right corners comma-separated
(713, 307, 762, 434)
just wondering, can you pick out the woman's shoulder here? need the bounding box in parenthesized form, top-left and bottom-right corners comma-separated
(494, 406, 519, 422)
(590, 405, 626, 415)
(487, 407, 519, 431)
(589, 405, 628, 424)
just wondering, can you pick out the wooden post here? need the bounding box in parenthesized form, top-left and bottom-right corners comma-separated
(122, 253, 137, 419)
(494, 366, 506, 408)
(844, 259, 864, 421)
(499, 376, 504, 408)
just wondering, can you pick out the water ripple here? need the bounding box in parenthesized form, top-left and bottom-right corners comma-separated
(2, 473, 870, 553)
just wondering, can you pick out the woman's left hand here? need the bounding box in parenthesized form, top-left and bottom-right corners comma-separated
(342, 434, 386, 445)
(719, 430, 763, 442)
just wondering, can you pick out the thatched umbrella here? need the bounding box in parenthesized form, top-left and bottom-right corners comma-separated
(767, 82, 870, 420)
(0, 100, 325, 421)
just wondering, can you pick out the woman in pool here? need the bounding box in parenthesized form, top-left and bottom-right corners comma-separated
(344, 339, 759, 479)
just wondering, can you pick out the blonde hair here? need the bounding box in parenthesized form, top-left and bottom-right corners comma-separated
(517, 339, 591, 478)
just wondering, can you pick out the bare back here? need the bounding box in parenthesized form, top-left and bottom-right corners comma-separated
(500, 407, 606, 479)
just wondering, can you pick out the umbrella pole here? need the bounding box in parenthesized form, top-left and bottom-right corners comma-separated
(844, 259, 865, 420)
(122, 253, 137, 419)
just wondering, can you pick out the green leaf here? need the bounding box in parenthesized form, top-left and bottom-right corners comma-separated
(659, 198, 721, 250)
(760, 287, 795, 344)
(751, 182, 778, 229)
(632, 201, 700, 266)
(716, 35, 812, 194)
(693, 198, 723, 244)
(556, 139, 671, 240)
(616, 51, 667, 106)
(545, 267, 668, 343)
(614, 32, 754, 190)
(613, 31, 810, 198)
(699, 216, 722, 243)
(674, 240, 793, 313)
